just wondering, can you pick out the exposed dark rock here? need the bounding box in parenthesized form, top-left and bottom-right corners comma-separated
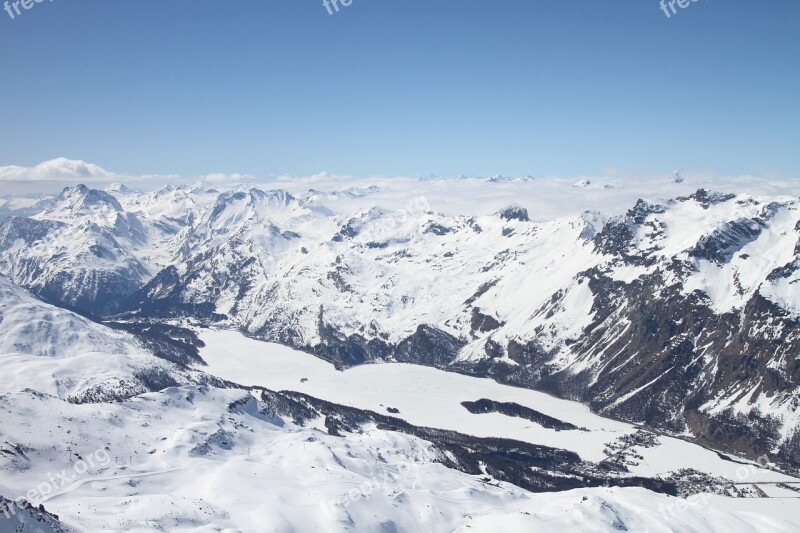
(105, 321, 207, 366)
(484, 338, 505, 359)
(0, 216, 65, 246)
(0, 495, 72, 532)
(466, 218, 483, 233)
(464, 279, 499, 306)
(112, 266, 225, 321)
(498, 206, 530, 222)
(461, 399, 582, 431)
(593, 199, 666, 265)
(327, 266, 354, 293)
(491, 270, 800, 469)
(678, 189, 736, 209)
(313, 306, 393, 369)
(394, 325, 467, 366)
(332, 219, 359, 242)
(688, 217, 764, 264)
(424, 222, 454, 236)
(471, 308, 503, 333)
(767, 258, 799, 281)
(276, 391, 677, 496)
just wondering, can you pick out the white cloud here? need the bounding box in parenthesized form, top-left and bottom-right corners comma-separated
(0, 157, 116, 182)
(0, 158, 261, 194)
(200, 172, 259, 184)
(275, 171, 364, 185)
(0, 158, 260, 183)
(3, 159, 798, 221)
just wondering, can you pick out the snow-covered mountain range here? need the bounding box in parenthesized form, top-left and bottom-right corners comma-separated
(1, 272, 798, 532)
(1, 167, 799, 531)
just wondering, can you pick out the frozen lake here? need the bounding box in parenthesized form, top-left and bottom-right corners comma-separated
(199, 329, 800, 485)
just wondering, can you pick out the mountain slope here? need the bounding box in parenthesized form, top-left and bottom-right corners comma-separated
(0, 274, 211, 402)
(0, 186, 151, 314)
(1, 385, 793, 532)
(124, 188, 797, 468)
(1, 182, 798, 469)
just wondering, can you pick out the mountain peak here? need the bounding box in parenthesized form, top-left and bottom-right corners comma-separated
(60, 184, 121, 207)
(106, 183, 136, 194)
(41, 184, 124, 222)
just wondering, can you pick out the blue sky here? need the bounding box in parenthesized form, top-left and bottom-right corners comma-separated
(0, 0, 798, 180)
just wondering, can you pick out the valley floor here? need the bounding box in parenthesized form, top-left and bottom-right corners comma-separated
(198, 328, 800, 529)
(2, 328, 798, 532)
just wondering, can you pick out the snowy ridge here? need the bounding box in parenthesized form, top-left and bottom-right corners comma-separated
(1, 385, 796, 532)
(1, 175, 800, 530)
(1, 180, 799, 467)
(0, 275, 206, 403)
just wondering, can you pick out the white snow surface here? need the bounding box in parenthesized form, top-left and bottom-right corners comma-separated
(0, 279, 796, 531)
(2, 177, 799, 446)
(1, 167, 800, 531)
(0, 275, 190, 402)
(1, 385, 796, 533)
(198, 329, 799, 485)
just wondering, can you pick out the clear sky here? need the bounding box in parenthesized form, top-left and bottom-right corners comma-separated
(0, 0, 798, 180)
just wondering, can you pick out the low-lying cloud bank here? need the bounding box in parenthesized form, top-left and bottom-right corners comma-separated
(0, 158, 258, 194)
(2, 157, 798, 221)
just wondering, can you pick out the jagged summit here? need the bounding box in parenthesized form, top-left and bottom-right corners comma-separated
(54, 183, 124, 212)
